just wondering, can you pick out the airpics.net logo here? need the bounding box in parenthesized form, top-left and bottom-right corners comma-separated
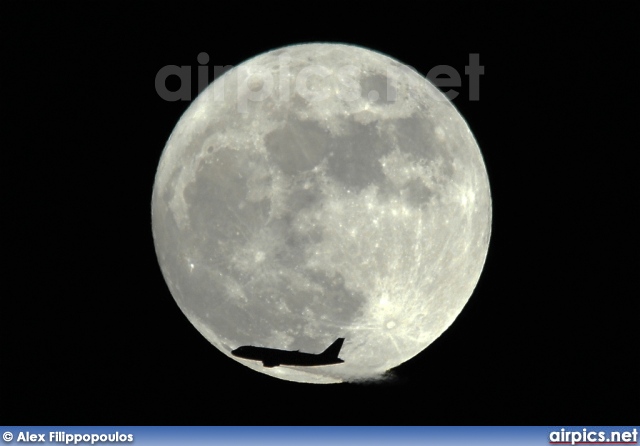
(549, 428, 638, 445)
(154, 51, 484, 107)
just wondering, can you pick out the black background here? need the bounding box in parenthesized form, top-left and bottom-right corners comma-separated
(2, 2, 638, 426)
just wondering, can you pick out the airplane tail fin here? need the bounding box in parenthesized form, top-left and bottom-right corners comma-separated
(320, 338, 344, 360)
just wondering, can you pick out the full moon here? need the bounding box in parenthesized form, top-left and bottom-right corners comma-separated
(152, 43, 491, 383)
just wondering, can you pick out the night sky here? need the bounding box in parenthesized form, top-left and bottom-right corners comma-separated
(2, 2, 637, 426)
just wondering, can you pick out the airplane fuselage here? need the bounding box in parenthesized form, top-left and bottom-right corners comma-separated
(231, 338, 345, 368)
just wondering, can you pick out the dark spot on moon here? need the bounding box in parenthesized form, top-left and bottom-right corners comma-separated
(265, 117, 395, 193)
(388, 116, 455, 178)
(183, 148, 270, 246)
(400, 178, 435, 207)
(360, 73, 397, 103)
(264, 119, 330, 175)
(326, 120, 391, 192)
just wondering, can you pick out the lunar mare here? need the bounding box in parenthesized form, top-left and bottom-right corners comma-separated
(152, 43, 491, 383)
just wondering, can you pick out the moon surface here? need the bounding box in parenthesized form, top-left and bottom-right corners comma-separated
(152, 43, 491, 383)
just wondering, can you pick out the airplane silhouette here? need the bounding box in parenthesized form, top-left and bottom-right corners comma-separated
(231, 338, 345, 368)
